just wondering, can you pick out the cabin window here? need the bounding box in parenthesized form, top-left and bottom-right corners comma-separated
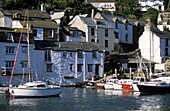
(88, 64, 93, 72)
(46, 64, 53, 72)
(6, 46, 15, 54)
(22, 46, 27, 53)
(77, 64, 83, 72)
(45, 50, 51, 61)
(91, 28, 95, 36)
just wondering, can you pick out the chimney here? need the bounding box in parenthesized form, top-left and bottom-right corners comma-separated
(145, 18, 151, 31)
(41, 3, 46, 12)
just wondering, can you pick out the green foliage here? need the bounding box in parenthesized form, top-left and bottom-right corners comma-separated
(140, 8, 158, 26)
(105, 70, 113, 76)
(114, 0, 141, 19)
(2, 0, 94, 15)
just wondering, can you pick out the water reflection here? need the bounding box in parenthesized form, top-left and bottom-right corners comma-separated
(96, 89, 134, 96)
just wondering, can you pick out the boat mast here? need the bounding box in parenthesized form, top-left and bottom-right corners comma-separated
(27, 10, 31, 82)
(148, 19, 152, 80)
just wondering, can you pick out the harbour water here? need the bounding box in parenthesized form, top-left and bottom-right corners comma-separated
(1, 87, 170, 111)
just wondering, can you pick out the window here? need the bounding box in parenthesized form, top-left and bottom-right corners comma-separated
(63, 51, 67, 58)
(70, 52, 72, 57)
(46, 64, 52, 72)
(78, 51, 83, 58)
(105, 29, 108, 37)
(91, 39, 95, 42)
(20, 61, 27, 67)
(125, 23, 128, 30)
(6, 33, 13, 41)
(48, 30, 54, 38)
(33, 29, 37, 37)
(70, 64, 73, 71)
(115, 21, 118, 29)
(115, 32, 119, 39)
(105, 40, 108, 47)
(125, 34, 128, 42)
(5, 61, 14, 68)
(166, 39, 169, 46)
(77, 64, 83, 72)
(88, 64, 93, 72)
(45, 50, 51, 61)
(91, 28, 95, 36)
(6, 46, 15, 54)
(92, 51, 97, 58)
(22, 34, 27, 42)
(165, 48, 169, 56)
(22, 46, 27, 53)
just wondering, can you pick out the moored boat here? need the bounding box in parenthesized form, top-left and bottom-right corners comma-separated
(9, 81, 62, 98)
(95, 82, 105, 89)
(137, 81, 170, 94)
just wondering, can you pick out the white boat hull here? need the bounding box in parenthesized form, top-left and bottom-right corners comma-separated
(9, 86, 62, 97)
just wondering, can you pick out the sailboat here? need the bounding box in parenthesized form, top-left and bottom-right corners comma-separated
(8, 10, 62, 98)
(137, 19, 170, 95)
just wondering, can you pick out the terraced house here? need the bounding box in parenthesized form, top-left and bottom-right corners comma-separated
(0, 8, 104, 86)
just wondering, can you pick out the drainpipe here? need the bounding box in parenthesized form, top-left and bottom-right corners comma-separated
(83, 52, 86, 81)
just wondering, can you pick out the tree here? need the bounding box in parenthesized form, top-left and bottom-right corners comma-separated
(140, 8, 158, 26)
(114, 0, 141, 19)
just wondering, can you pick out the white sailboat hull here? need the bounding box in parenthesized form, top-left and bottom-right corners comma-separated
(9, 85, 62, 97)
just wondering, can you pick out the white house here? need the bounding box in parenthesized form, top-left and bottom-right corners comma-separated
(34, 41, 104, 86)
(67, 15, 115, 54)
(85, 0, 116, 12)
(138, 0, 164, 11)
(157, 12, 170, 31)
(139, 20, 170, 65)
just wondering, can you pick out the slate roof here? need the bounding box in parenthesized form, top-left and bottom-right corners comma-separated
(80, 16, 112, 28)
(97, 13, 156, 28)
(34, 40, 104, 52)
(152, 28, 170, 39)
(21, 20, 58, 28)
(0, 9, 51, 19)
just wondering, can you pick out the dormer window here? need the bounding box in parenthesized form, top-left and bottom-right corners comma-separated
(48, 30, 54, 38)
(92, 51, 97, 58)
(78, 51, 83, 58)
(6, 33, 14, 42)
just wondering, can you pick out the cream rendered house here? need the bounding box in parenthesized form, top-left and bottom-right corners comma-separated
(68, 15, 115, 54)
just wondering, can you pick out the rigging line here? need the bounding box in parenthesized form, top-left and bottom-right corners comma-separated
(9, 11, 28, 85)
